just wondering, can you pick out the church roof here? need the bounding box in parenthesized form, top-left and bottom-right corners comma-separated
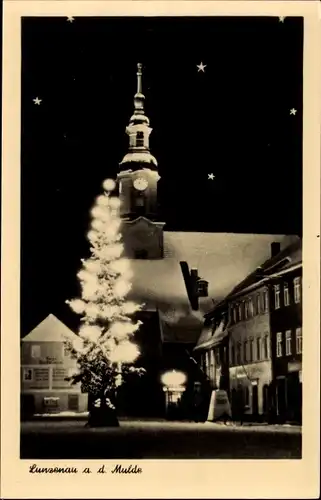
(127, 230, 298, 343)
(22, 314, 78, 343)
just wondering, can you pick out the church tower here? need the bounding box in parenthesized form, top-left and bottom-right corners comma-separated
(118, 64, 165, 259)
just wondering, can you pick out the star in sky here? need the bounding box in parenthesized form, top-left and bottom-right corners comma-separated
(279, 16, 286, 23)
(67, 16, 75, 23)
(197, 62, 207, 73)
(290, 108, 297, 115)
(33, 97, 42, 105)
(208, 173, 215, 180)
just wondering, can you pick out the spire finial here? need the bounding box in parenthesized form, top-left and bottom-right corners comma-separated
(137, 63, 143, 94)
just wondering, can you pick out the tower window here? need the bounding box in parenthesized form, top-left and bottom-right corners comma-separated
(136, 131, 144, 147)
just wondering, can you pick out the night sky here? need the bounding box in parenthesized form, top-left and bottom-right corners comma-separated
(21, 16, 303, 335)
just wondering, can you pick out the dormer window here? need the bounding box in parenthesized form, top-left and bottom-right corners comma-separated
(136, 131, 144, 147)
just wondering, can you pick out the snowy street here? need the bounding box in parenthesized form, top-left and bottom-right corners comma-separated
(21, 419, 301, 459)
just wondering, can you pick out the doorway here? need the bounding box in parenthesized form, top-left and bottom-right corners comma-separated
(252, 382, 259, 417)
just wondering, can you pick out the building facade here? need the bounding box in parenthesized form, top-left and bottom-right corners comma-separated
(228, 283, 273, 421)
(269, 261, 302, 423)
(21, 314, 88, 417)
(194, 239, 302, 423)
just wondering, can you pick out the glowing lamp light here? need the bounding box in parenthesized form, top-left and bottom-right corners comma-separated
(161, 370, 187, 388)
(103, 178, 116, 192)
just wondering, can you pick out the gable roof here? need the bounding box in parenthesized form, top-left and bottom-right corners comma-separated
(22, 314, 78, 343)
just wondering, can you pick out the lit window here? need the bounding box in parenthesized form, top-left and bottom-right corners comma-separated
(243, 341, 247, 363)
(256, 338, 261, 361)
(23, 368, 33, 381)
(136, 131, 144, 147)
(248, 298, 254, 317)
(249, 338, 254, 362)
(276, 332, 283, 357)
(284, 283, 290, 306)
(296, 327, 302, 354)
(31, 345, 41, 358)
(263, 335, 269, 359)
(263, 290, 269, 312)
(285, 330, 292, 356)
(274, 285, 281, 309)
(256, 294, 261, 315)
(294, 277, 301, 304)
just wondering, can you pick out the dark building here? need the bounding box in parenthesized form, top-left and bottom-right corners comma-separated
(267, 240, 302, 423)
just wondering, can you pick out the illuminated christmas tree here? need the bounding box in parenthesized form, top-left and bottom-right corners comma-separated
(65, 178, 144, 427)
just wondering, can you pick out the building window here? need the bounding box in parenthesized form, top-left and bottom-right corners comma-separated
(256, 294, 261, 315)
(256, 338, 261, 361)
(248, 298, 254, 317)
(236, 342, 242, 365)
(31, 345, 41, 358)
(232, 306, 237, 324)
(243, 341, 247, 364)
(262, 290, 269, 312)
(294, 277, 301, 304)
(263, 335, 269, 359)
(249, 338, 254, 362)
(23, 368, 33, 381)
(136, 131, 144, 147)
(244, 301, 249, 319)
(276, 332, 283, 357)
(238, 303, 243, 321)
(284, 283, 290, 307)
(296, 327, 302, 354)
(274, 284, 281, 309)
(285, 330, 292, 356)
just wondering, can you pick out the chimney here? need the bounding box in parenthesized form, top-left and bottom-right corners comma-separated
(271, 242, 281, 258)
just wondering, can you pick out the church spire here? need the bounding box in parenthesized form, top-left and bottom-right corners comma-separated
(131, 63, 148, 124)
(119, 63, 158, 170)
(137, 62, 143, 94)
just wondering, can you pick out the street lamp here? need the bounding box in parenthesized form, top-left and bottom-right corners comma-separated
(161, 370, 187, 389)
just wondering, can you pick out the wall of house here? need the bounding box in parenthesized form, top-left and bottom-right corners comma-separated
(21, 340, 86, 415)
(269, 270, 302, 422)
(228, 285, 273, 417)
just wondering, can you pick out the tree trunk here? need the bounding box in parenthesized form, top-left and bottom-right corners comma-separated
(87, 393, 119, 427)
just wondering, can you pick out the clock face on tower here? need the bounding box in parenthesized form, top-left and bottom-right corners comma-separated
(133, 177, 148, 191)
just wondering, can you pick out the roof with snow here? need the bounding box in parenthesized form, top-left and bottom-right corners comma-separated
(127, 230, 299, 343)
(22, 314, 78, 343)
